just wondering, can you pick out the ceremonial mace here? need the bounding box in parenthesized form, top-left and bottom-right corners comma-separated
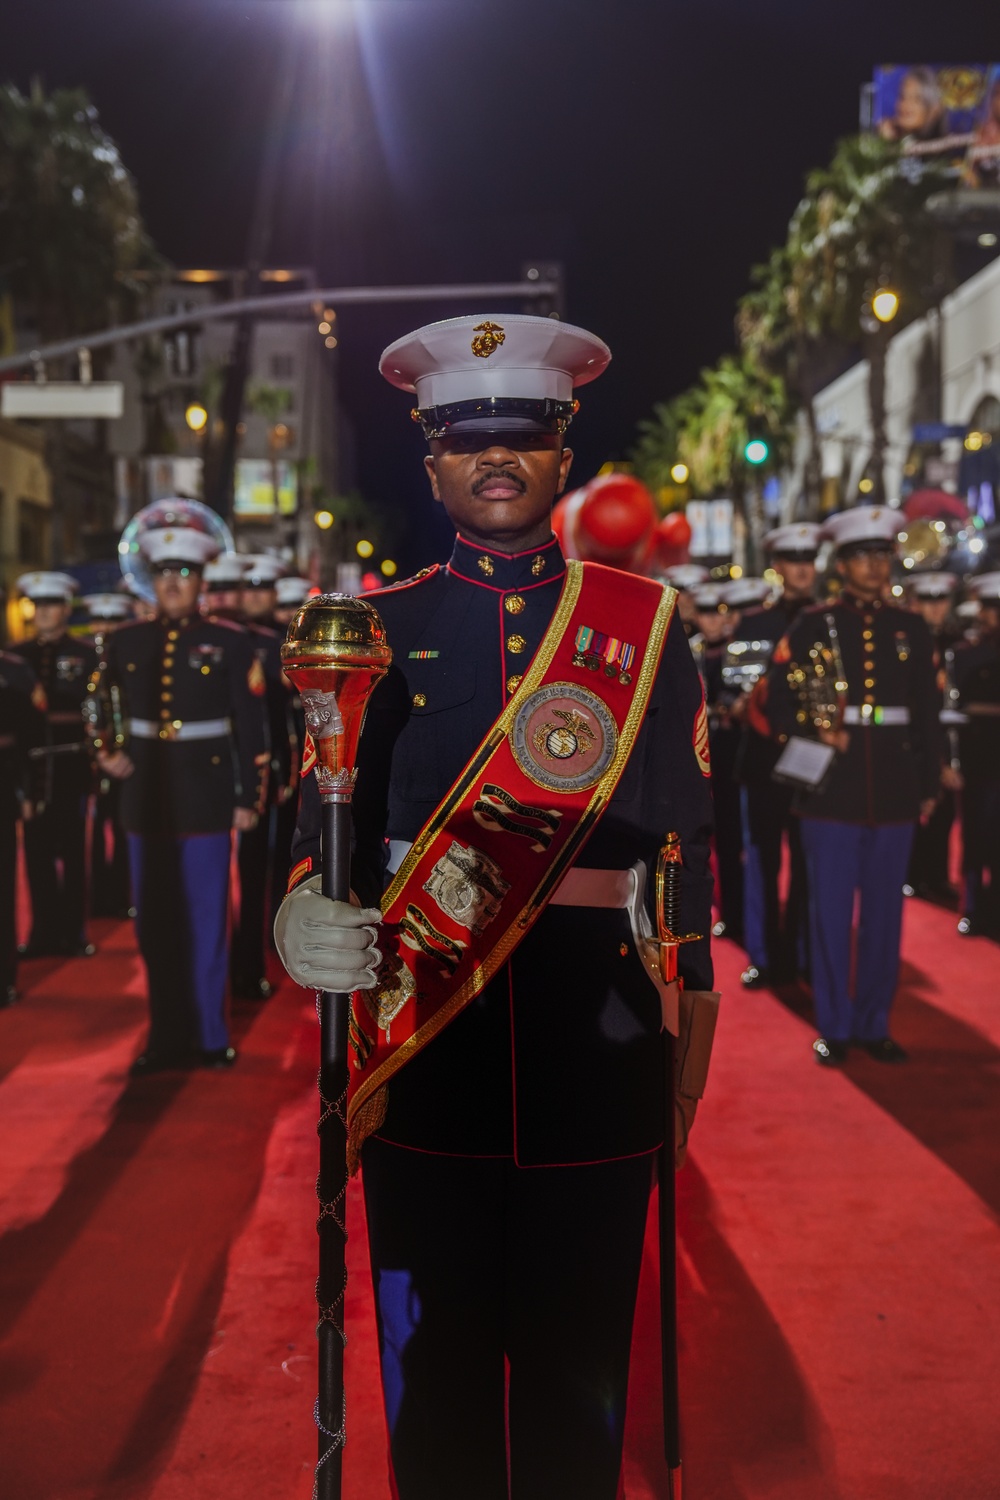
(281, 595, 392, 1500)
(655, 833, 700, 1500)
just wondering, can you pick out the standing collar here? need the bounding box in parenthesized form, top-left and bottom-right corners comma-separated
(840, 590, 884, 611)
(447, 533, 566, 591)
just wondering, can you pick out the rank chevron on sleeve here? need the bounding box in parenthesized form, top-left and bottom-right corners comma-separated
(346, 560, 677, 1170)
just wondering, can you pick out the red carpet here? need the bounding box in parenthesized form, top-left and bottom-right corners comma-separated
(1, 898, 999, 1498)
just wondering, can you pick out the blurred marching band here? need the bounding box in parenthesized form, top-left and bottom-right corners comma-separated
(2, 491, 999, 1070)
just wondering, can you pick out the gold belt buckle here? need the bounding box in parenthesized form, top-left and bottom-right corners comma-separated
(158, 719, 182, 741)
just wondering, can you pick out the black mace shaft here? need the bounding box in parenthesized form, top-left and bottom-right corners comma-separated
(315, 794, 353, 1500)
(658, 1034, 681, 1498)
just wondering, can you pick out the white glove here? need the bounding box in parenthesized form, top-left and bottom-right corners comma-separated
(274, 874, 382, 992)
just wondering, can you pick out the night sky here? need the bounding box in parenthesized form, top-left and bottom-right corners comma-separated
(4, 0, 991, 569)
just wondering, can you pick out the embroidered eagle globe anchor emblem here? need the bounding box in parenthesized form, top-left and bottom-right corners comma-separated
(471, 321, 506, 358)
(511, 682, 618, 794)
(535, 709, 596, 762)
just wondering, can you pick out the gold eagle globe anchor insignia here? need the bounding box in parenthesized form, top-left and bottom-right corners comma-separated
(511, 681, 618, 794)
(471, 321, 506, 358)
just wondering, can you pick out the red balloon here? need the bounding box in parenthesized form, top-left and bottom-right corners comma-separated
(577, 474, 656, 555)
(656, 510, 692, 551)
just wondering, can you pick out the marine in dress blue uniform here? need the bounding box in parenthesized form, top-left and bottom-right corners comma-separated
(904, 570, 961, 905)
(11, 572, 98, 958)
(204, 553, 294, 1000)
(764, 507, 942, 1064)
(82, 592, 135, 919)
(690, 582, 745, 943)
(952, 572, 1000, 937)
(0, 651, 46, 1004)
(98, 520, 269, 1070)
(285, 315, 716, 1498)
(270, 575, 312, 920)
(733, 525, 820, 987)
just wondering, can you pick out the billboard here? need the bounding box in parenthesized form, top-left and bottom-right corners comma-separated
(233, 459, 297, 517)
(870, 65, 1000, 187)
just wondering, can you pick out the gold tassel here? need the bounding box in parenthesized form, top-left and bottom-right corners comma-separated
(346, 1086, 388, 1176)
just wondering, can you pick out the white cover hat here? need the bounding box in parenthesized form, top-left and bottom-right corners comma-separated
(909, 571, 958, 598)
(763, 523, 821, 556)
(693, 585, 727, 611)
(241, 554, 284, 586)
(16, 571, 77, 603)
(663, 564, 710, 591)
(821, 506, 900, 552)
(722, 577, 773, 608)
(138, 527, 220, 566)
(275, 575, 313, 606)
(971, 572, 1000, 602)
(83, 592, 133, 620)
(380, 314, 611, 437)
(203, 553, 247, 588)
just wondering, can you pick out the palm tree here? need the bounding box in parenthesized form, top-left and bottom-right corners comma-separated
(0, 81, 158, 345)
(781, 133, 951, 504)
(245, 382, 293, 511)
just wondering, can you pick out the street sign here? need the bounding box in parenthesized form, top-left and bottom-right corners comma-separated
(1, 381, 124, 420)
(912, 422, 967, 443)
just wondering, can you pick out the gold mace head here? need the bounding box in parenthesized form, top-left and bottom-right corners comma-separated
(280, 594, 392, 799)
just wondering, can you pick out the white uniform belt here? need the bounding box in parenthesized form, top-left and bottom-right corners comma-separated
(129, 717, 231, 741)
(386, 839, 633, 908)
(842, 706, 910, 726)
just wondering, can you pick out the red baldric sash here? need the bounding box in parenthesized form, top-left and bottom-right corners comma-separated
(346, 560, 677, 1168)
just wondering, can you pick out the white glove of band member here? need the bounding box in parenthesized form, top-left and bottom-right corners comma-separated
(274, 875, 382, 992)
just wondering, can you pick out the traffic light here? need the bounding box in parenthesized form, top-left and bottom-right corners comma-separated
(744, 435, 769, 465)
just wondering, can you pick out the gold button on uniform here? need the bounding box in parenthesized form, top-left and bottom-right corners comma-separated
(506, 634, 526, 654)
(863, 629, 873, 641)
(865, 678, 875, 688)
(504, 595, 525, 615)
(864, 660, 874, 671)
(506, 674, 523, 694)
(162, 674, 173, 685)
(167, 630, 178, 642)
(412, 692, 427, 708)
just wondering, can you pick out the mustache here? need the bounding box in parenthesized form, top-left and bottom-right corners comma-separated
(472, 470, 526, 496)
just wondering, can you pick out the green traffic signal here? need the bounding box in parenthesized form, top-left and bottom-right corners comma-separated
(744, 438, 769, 465)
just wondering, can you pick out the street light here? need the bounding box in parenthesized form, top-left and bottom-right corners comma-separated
(185, 402, 208, 432)
(669, 463, 689, 484)
(380, 558, 397, 577)
(871, 288, 900, 324)
(356, 538, 374, 559)
(314, 510, 334, 529)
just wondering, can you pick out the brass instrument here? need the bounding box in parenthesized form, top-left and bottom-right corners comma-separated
(721, 637, 774, 696)
(82, 631, 126, 759)
(786, 612, 848, 732)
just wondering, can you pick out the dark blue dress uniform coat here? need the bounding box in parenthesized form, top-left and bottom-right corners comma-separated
(953, 629, 1000, 930)
(11, 631, 97, 954)
(0, 653, 46, 993)
(765, 592, 942, 823)
(292, 534, 714, 1167)
(102, 613, 269, 1058)
(733, 596, 812, 977)
(763, 590, 942, 1045)
(229, 620, 294, 994)
(104, 614, 268, 835)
